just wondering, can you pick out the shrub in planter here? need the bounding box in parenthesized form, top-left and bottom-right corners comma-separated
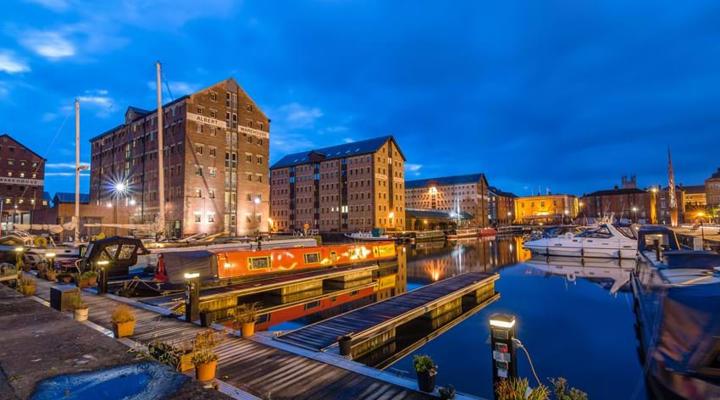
(147, 340, 194, 372)
(58, 272, 74, 284)
(45, 268, 57, 282)
(413, 354, 437, 393)
(71, 296, 89, 322)
(18, 276, 36, 296)
(80, 270, 98, 286)
(192, 348, 218, 382)
(235, 302, 260, 338)
(111, 304, 136, 338)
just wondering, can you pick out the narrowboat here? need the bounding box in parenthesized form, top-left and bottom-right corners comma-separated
(160, 241, 398, 285)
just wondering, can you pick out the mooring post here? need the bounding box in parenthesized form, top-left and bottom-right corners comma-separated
(184, 272, 200, 323)
(96, 260, 109, 295)
(653, 239, 661, 261)
(489, 313, 518, 397)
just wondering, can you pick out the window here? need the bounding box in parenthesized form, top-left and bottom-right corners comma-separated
(208, 167, 217, 177)
(248, 256, 271, 270)
(209, 147, 216, 157)
(195, 144, 203, 155)
(209, 189, 216, 199)
(257, 155, 263, 165)
(195, 165, 203, 176)
(195, 189, 202, 198)
(304, 252, 320, 264)
(194, 213, 201, 223)
(207, 213, 215, 223)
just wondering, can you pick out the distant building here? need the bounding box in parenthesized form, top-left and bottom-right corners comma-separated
(31, 192, 127, 242)
(514, 194, 578, 224)
(0, 134, 47, 226)
(706, 168, 720, 209)
(581, 185, 651, 222)
(405, 173, 490, 228)
(489, 186, 517, 226)
(89, 78, 269, 238)
(655, 185, 687, 225)
(270, 136, 405, 233)
(682, 184, 706, 216)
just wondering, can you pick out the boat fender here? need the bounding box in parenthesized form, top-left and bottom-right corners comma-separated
(154, 254, 167, 283)
(564, 232, 574, 239)
(567, 273, 576, 282)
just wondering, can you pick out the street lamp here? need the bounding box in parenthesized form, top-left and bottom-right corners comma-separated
(111, 180, 129, 236)
(632, 206, 638, 222)
(697, 211, 707, 244)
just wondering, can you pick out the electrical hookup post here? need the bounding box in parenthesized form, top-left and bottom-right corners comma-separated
(489, 313, 518, 397)
(184, 272, 200, 323)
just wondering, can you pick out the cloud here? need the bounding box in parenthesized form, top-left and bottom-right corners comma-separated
(147, 80, 201, 97)
(277, 102, 323, 129)
(342, 137, 355, 143)
(20, 30, 75, 59)
(65, 89, 116, 117)
(25, 0, 69, 11)
(0, 51, 30, 74)
(405, 163, 423, 176)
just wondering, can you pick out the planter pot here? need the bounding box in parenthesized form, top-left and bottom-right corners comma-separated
(88, 276, 98, 286)
(416, 370, 437, 393)
(241, 322, 255, 338)
(338, 335, 353, 356)
(20, 285, 36, 296)
(179, 353, 194, 372)
(112, 320, 135, 338)
(74, 307, 89, 321)
(195, 360, 217, 382)
(78, 279, 90, 289)
(60, 275, 73, 284)
(46, 272, 57, 282)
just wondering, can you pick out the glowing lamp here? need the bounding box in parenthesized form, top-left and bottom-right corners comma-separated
(46, 252, 56, 258)
(184, 272, 200, 280)
(489, 315, 516, 329)
(14, 247, 24, 252)
(96, 260, 110, 266)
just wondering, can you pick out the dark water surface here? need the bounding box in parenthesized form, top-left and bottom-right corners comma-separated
(391, 238, 647, 399)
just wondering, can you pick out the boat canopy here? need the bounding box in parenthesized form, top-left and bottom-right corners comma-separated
(637, 226, 681, 253)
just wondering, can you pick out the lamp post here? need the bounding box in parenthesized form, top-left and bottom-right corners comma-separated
(184, 272, 200, 323)
(697, 211, 707, 245)
(113, 181, 128, 236)
(632, 206, 638, 223)
(489, 313, 518, 390)
(252, 196, 261, 235)
(96, 260, 110, 294)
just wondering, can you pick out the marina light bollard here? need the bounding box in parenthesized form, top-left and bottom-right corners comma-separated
(489, 313, 518, 388)
(184, 272, 200, 323)
(96, 260, 110, 294)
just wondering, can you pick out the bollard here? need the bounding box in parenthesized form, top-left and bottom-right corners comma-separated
(339, 335, 353, 357)
(184, 272, 200, 323)
(96, 260, 109, 294)
(489, 313, 517, 395)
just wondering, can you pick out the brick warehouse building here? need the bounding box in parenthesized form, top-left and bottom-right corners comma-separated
(90, 78, 269, 238)
(405, 173, 491, 228)
(270, 136, 406, 233)
(0, 134, 47, 225)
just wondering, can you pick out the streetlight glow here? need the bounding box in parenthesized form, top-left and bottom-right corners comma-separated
(254, 197, 261, 205)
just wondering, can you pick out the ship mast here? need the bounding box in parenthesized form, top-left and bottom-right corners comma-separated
(156, 61, 165, 237)
(74, 99, 80, 243)
(667, 147, 678, 227)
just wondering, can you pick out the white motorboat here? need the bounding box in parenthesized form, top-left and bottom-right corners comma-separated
(344, 232, 392, 241)
(522, 223, 637, 259)
(525, 255, 636, 294)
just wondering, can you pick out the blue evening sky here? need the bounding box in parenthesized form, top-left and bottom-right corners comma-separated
(1, 0, 718, 197)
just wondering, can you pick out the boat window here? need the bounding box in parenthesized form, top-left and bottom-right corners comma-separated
(330, 251, 337, 262)
(616, 227, 636, 240)
(105, 244, 119, 258)
(304, 252, 320, 264)
(256, 313, 270, 324)
(577, 226, 612, 239)
(118, 244, 136, 260)
(304, 300, 320, 310)
(248, 256, 271, 270)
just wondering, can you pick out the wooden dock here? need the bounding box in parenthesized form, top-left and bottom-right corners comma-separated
(276, 272, 498, 356)
(29, 276, 435, 400)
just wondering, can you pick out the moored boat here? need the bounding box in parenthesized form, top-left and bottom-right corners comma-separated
(522, 223, 637, 259)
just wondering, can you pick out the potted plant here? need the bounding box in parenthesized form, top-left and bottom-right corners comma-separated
(147, 340, 194, 372)
(78, 271, 98, 288)
(45, 267, 57, 282)
(192, 330, 221, 382)
(235, 302, 260, 337)
(18, 276, 36, 296)
(111, 304, 136, 338)
(192, 348, 218, 382)
(413, 354, 437, 393)
(72, 296, 89, 322)
(58, 272, 73, 284)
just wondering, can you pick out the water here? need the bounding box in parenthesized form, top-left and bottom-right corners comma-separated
(393, 238, 647, 399)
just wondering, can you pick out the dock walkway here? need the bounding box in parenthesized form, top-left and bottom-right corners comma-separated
(30, 277, 433, 400)
(276, 272, 498, 352)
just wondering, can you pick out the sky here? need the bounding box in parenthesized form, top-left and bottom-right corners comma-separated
(1, 0, 719, 197)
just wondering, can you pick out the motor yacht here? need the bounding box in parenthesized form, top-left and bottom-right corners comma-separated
(522, 223, 637, 259)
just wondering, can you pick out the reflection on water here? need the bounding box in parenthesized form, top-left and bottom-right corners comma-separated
(271, 237, 646, 399)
